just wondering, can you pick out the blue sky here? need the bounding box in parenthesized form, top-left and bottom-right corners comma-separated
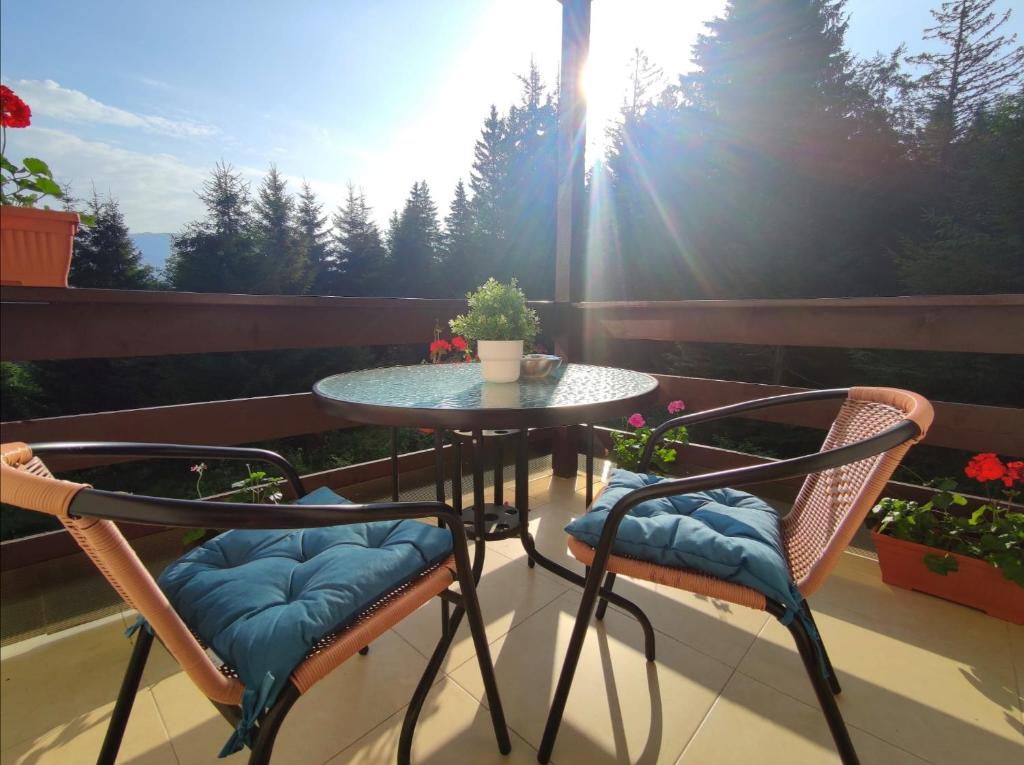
(2, 0, 1019, 233)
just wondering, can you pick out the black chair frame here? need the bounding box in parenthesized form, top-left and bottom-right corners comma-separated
(537, 389, 923, 765)
(29, 442, 511, 765)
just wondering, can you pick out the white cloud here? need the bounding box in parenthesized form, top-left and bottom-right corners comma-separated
(9, 79, 217, 138)
(4, 127, 207, 232)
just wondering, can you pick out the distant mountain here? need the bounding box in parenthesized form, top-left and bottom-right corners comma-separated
(130, 233, 172, 272)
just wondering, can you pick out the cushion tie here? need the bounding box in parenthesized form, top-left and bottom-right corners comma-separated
(219, 671, 277, 757)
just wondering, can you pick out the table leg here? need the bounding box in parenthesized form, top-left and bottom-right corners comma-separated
(585, 423, 594, 507)
(453, 438, 462, 514)
(493, 436, 503, 506)
(433, 430, 449, 636)
(390, 427, 400, 502)
(516, 429, 536, 569)
(471, 429, 486, 583)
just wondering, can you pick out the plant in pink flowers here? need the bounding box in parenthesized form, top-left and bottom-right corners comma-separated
(611, 401, 688, 473)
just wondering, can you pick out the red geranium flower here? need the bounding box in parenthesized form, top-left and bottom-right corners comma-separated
(451, 336, 468, 351)
(1004, 460, 1023, 488)
(964, 453, 1006, 483)
(1, 85, 31, 128)
(429, 339, 451, 355)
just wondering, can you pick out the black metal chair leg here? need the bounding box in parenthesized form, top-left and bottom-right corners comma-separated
(770, 602, 858, 765)
(460, 581, 512, 757)
(97, 628, 153, 765)
(802, 601, 841, 694)
(248, 684, 301, 765)
(538, 564, 606, 763)
(399, 607, 466, 765)
(594, 572, 616, 621)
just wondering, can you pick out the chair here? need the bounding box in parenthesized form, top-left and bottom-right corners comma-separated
(538, 387, 933, 765)
(0, 441, 511, 765)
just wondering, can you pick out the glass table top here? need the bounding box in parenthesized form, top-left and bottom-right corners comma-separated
(313, 363, 659, 428)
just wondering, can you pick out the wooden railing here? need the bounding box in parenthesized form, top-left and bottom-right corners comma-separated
(2, 287, 1022, 567)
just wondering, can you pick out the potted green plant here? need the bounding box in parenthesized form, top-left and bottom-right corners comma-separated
(869, 453, 1023, 624)
(450, 278, 540, 383)
(1, 85, 86, 287)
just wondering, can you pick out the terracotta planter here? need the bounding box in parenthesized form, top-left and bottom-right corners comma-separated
(0, 206, 80, 287)
(872, 530, 1024, 624)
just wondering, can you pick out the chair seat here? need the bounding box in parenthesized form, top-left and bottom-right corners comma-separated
(565, 469, 800, 613)
(157, 486, 454, 743)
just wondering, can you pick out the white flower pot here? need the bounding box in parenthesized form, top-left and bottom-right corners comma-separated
(477, 339, 523, 383)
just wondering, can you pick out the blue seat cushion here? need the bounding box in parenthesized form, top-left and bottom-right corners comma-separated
(565, 469, 803, 616)
(157, 486, 452, 756)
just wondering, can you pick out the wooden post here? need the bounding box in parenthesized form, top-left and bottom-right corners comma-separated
(552, 0, 591, 477)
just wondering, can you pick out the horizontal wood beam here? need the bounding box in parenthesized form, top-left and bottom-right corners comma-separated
(580, 294, 1024, 354)
(647, 374, 1023, 455)
(0, 287, 557, 361)
(0, 393, 358, 469)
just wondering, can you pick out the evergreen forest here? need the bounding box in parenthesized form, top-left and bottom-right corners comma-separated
(2, 0, 1022, 538)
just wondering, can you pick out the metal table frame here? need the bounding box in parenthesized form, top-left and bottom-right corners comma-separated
(314, 364, 660, 641)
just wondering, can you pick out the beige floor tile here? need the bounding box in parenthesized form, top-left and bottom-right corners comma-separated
(326, 677, 537, 765)
(676, 672, 930, 765)
(449, 590, 733, 765)
(737, 600, 1023, 764)
(0, 688, 177, 765)
(1010, 624, 1024, 726)
(391, 545, 570, 672)
(151, 629, 432, 765)
(0, 617, 133, 748)
(601, 577, 771, 668)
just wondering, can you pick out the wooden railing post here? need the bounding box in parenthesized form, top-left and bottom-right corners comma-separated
(552, 0, 591, 478)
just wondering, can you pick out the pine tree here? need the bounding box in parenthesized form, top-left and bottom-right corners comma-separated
(252, 165, 310, 294)
(166, 162, 261, 293)
(295, 181, 330, 289)
(387, 181, 441, 296)
(909, 0, 1023, 153)
(327, 184, 386, 295)
(70, 193, 157, 289)
(470, 104, 509, 280)
(501, 62, 558, 298)
(441, 179, 477, 295)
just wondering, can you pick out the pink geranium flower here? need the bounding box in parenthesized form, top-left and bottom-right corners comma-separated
(627, 413, 646, 429)
(667, 400, 685, 414)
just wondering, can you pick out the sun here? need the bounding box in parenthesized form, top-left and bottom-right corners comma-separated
(581, 54, 628, 157)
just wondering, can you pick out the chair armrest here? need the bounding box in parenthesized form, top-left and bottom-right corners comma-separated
(637, 388, 849, 471)
(598, 417, 920, 567)
(31, 441, 305, 498)
(68, 490, 463, 531)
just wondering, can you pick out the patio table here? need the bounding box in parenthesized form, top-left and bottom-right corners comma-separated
(312, 363, 658, 586)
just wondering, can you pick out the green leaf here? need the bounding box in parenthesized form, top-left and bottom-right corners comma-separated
(34, 177, 64, 198)
(968, 506, 989, 525)
(0, 155, 18, 173)
(923, 553, 958, 576)
(21, 157, 53, 177)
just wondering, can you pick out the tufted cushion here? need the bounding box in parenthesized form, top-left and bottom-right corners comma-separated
(565, 469, 803, 615)
(157, 486, 452, 755)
